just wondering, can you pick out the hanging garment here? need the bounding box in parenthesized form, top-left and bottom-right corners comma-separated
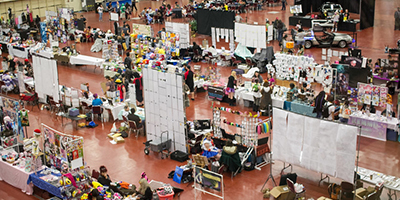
(19, 110, 29, 126)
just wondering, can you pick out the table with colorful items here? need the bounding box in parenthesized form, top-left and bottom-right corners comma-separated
(235, 85, 287, 109)
(348, 111, 399, 141)
(0, 149, 37, 195)
(27, 168, 63, 198)
(7, 42, 36, 59)
(103, 62, 125, 78)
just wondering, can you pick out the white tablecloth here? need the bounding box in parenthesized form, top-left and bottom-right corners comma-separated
(7, 44, 30, 59)
(24, 77, 34, 88)
(80, 98, 142, 120)
(0, 160, 34, 195)
(357, 167, 400, 192)
(351, 112, 399, 131)
(194, 79, 210, 89)
(31, 50, 54, 59)
(70, 55, 105, 67)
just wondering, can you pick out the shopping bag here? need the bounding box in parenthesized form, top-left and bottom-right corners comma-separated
(110, 122, 117, 132)
(173, 166, 183, 184)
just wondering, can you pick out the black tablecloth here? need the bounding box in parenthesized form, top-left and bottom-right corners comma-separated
(172, 8, 183, 18)
(338, 21, 359, 32)
(289, 16, 312, 27)
(195, 9, 235, 35)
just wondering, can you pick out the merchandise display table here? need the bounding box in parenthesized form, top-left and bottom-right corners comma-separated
(283, 101, 316, 117)
(7, 44, 31, 59)
(202, 48, 234, 59)
(235, 87, 285, 108)
(80, 98, 145, 121)
(27, 169, 62, 198)
(0, 160, 34, 195)
(348, 112, 399, 141)
(31, 49, 54, 59)
(356, 167, 400, 196)
(69, 55, 105, 67)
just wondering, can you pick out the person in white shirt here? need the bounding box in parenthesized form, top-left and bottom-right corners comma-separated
(118, 105, 131, 120)
(324, 96, 335, 121)
(332, 11, 340, 32)
(235, 13, 243, 23)
(339, 100, 351, 123)
(98, 4, 104, 21)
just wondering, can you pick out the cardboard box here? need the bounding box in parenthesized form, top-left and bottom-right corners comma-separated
(270, 185, 294, 200)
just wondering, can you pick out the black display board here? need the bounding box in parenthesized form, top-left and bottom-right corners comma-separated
(360, 0, 375, 29)
(195, 9, 235, 35)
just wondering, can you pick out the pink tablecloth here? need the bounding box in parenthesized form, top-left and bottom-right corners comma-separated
(0, 160, 34, 195)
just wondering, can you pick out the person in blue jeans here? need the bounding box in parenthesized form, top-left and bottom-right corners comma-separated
(281, 0, 287, 10)
(97, 4, 103, 21)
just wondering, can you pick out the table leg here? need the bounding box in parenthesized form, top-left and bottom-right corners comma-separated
(387, 189, 397, 200)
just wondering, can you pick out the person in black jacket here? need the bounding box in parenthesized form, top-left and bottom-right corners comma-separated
(314, 91, 326, 118)
(226, 71, 237, 106)
(124, 52, 132, 69)
(133, 72, 143, 106)
(184, 64, 195, 100)
(97, 166, 125, 196)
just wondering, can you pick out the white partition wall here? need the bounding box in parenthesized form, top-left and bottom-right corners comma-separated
(234, 23, 266, 51)
(142, 68, 186, 152)
(272, 108, 358, 183)
(32, 55, 60, 102)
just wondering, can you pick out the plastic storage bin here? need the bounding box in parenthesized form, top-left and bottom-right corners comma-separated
(386, 129, 398, 141)
(157, 191, 174, 200)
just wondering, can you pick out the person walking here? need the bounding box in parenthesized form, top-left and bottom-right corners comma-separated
(132, 0, 138, 13)
(281, 0, 287, 11)
(97, 4, 104, 21)
(395, 7, 400, 30)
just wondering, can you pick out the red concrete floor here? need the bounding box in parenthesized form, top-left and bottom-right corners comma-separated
(0, 0, 400, 199)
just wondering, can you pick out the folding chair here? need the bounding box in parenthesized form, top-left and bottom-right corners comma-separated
(81, 101, 90, 114)
(286, 178, 306, 200)
(128, 120, 144, 137)
(92, 106, 104, 122)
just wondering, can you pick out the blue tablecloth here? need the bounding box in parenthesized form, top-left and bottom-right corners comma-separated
(27, 169, 62, 198)
(284, 101, 317, 118)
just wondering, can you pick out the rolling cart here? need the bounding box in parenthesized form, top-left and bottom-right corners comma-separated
(143, 131, 172, 159)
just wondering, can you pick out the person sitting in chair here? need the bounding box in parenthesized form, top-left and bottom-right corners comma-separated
(201, 132, 221, 159)
(127, 108, 145, 129)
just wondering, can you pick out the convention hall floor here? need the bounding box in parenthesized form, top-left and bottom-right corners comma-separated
(0, 0, 399, 199)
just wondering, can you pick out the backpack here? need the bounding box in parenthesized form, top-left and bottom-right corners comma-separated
(328, 183, 341, 199)
(322, 102, 333, 118)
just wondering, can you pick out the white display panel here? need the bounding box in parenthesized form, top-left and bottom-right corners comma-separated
(143, 69, 187, 153)
(272, 108, 358, 183)
(32, 56, 60, 102)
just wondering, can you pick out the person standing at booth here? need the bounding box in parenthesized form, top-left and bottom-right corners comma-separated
(184, 64, 195, 101)
(227, 71, 237, 106)
(281, 0, 287, 11)
(395, 7, 400, 30)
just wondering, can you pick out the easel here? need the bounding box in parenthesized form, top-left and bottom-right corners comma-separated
(261, 105, 276, 190)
